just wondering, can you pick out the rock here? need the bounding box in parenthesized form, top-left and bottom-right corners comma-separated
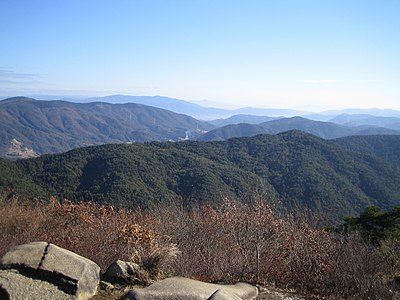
(0, 241, 47, 268)
(0, 242, 100, 300)
(119, 276, 258, 300)
(0, 269, 74, 300)
(5, 138, 38, 159)
(41, 243, 100, 298)
(99, 280, 115, 293)
(208, 289, 242, 300)
(104, 260, 150, 285)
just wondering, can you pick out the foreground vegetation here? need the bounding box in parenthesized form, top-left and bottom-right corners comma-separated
(1, 195, 398, 299)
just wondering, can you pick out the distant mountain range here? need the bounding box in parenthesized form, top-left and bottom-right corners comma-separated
(85, 95, 307, 120)
(0, 97, 213, 158)
(330, 114, 400, 130)
(2, 131, 400, 222)
(2, 95, 400, 158)
(198, 116, 400, 141)
(82, 95, 400, 120)
(322, 108, 400, 118)
(209, 114, 280, 126)
(11, 94, 400, 120)
(85, 95, 230, 120)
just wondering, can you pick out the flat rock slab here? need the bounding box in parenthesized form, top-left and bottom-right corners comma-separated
(0, 269, 75, 300)
(119, 277, 258, 300)
(0, 242, 100, 300)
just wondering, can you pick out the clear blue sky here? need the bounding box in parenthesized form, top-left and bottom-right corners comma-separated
(1, 0, 400, 110)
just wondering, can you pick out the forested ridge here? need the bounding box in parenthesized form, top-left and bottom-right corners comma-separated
(1, 131, 400, 222)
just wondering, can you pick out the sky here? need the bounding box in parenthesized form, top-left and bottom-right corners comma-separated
(1, 0, 400, 110)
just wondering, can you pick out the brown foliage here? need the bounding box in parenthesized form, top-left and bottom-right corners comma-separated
(0, 195, 177, 280)
(0, 195, 398, 299)
(144, 198, 397, 299)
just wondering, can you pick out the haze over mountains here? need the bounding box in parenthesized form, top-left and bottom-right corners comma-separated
(199, 116, 400, 141)
(1, 95, 400, 158)
(7, 94, 400, 121)
(81, 94, 400, 120)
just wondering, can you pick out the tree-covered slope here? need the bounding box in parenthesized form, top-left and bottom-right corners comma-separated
(13, 143, 270, 208)
(259, 117, 354, 138)
(334, 135, 400, 167)
(175, 131, 400, 217)
(197, 123, 270, 141)
(0, 97, 214, 158)
(0, 158, 45, 198)
(1, 131, 399, 221)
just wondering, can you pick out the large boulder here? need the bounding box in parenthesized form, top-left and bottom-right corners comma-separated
(119, 277, 258, 300)
(0, 242, 100, 300)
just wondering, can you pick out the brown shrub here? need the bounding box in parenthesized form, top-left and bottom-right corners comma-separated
(0, 195, 397, 298)
(0, 195, 177, 281)
(143, 198, 397, 299)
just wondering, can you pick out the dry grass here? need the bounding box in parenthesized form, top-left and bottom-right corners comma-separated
(0, 195, 177, 283)
(0, 194, 398, 299)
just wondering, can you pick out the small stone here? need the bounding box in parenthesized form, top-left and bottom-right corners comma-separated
(100, 280, 115, 293)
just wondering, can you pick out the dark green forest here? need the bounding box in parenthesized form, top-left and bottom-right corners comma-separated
(336, 205, 400, 247)
(1, 131, 400, 222)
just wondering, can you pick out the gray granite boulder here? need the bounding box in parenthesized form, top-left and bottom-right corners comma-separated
(104, 260, 150, 285)
(119, 276, 258, 300)
(0, 242, 100, 300)
(1, 241, 47, 269)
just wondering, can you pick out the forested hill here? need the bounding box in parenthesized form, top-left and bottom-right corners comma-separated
(0, 97, 214, 158)
(2, 131, 400, 222)
(334, 135, 400, 167)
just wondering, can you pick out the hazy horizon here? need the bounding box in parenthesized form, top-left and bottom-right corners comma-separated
(1, 0, 400, 110)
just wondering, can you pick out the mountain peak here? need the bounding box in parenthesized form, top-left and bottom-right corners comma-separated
(1, 96, 36, 104)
